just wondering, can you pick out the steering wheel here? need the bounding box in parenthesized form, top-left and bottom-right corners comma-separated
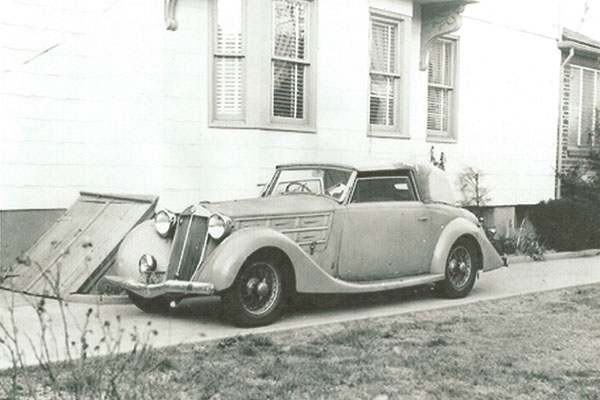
(285, 181, 312, 193)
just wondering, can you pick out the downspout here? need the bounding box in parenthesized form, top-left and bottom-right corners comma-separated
(556, 47, 575, 199)
(561, 47, 575, 69)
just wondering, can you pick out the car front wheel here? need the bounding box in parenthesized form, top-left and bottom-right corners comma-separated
(222, 253, 286, 327)
(441, 239, 477, 298)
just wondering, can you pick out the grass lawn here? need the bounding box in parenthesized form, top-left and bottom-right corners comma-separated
(2, 284, 600, 399)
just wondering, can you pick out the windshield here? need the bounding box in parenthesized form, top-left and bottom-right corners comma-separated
(266, 168, 354, 202)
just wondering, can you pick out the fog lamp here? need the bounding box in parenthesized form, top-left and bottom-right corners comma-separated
(138, 254, 157, 273)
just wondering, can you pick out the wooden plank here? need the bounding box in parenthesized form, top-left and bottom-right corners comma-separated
(79, 192, 158, 203)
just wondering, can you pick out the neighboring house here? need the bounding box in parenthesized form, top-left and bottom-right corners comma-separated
(557, 28, 600, 188)
(0, 0, 597, 267)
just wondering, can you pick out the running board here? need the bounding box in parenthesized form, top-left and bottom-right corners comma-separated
(299, 273, 446, 294)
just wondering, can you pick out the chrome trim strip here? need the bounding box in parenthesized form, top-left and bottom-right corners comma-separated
(236, 212, 331, 222)
(174, 215, 194, 278)
(280, 226, 328, 234)
(190, 226, 211, 280)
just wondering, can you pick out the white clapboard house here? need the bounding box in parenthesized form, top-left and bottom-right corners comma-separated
(1, 0, 599, 267)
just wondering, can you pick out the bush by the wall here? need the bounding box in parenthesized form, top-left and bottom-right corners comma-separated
(529, 198, 600, 252)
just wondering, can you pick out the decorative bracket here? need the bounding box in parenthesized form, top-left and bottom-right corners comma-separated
(419, 2, 468, 71)
(165, 0, 178, 31)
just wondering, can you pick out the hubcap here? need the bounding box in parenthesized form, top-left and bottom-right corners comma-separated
(447, 246, 472, 290)
(238, 261, 280, 316)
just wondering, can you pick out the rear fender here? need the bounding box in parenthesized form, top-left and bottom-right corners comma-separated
(194, 227, 336, 292)
(430, 217, 504, 275)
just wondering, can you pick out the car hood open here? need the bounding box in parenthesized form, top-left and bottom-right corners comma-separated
(198, 194, 338, 218)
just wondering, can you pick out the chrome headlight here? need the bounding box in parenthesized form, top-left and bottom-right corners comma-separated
(208, 213, 232, 240)
(154, 209, 175, 237)
(138, 254, 157, 273)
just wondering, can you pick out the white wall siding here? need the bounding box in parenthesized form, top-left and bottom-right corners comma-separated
(1, 0, 567, 211)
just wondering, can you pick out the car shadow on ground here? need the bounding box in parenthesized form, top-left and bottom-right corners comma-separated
(159, 284, 440, 325)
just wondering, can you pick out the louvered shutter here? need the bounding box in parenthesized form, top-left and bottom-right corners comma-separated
(214, 0, 244, 119)
(272, 0, 309, 120)
(369, 19, 399, 126)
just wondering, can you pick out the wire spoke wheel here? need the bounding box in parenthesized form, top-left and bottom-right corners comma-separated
(223, 252, 289, 327)
(447, 246, 473, 291)
(238, 261, 281, 316)
(440, 240, 478, 299)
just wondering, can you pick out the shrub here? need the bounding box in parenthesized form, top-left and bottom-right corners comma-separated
(529, 198, 600, 252)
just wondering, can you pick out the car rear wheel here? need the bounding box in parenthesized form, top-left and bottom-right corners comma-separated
(222, 253, 287, 327)
(440, 239, 477, 298)
(127, 292, 171, 314)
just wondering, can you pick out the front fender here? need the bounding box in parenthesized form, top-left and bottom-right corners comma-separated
(430, 217, 504, 275)
(194, 227, 338, 293)
(112, 220, 172, 280)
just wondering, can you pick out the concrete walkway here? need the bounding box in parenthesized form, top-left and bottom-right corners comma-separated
(1, 254, 599, 370)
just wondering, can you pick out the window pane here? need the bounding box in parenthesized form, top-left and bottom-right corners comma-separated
(215, 56, 243, 116)
(428, 41, 443, 85)
(216, 0, 243, 55)
(351, 176, 416, 203)
(427, 86, 450, 132)
(273, 60, 305, 118)
(371, 21, 396, 74)
(370, 75, 395, 126)
(273, 0, 307, 60)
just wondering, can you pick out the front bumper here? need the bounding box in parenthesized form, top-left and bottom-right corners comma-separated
(103, 275, 215, 298)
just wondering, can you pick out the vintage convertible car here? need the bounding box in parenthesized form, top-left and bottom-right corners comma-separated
(105, 162, 504, 327)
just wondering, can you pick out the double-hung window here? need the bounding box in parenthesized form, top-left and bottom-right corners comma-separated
(427, 38, 458, 141)
(272, 0, 310, 122)
(210, 0, 315, 130)
(568, 65, 600, 148)
(213, 0, 245, 121)
(369, 15, 402, 130)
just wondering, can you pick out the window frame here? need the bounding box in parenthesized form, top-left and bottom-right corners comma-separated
(270, 0, 313, 126)
(208, 0, 317, 132)
(348, 172, 420, 204)
(367, 9, 410, 139)
(209, 0, 247, 126)
(426, 36, 459, 143)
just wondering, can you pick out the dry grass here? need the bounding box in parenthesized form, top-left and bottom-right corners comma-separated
(2, 285, 600, 399)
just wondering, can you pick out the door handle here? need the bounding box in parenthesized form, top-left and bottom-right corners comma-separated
(418, 216, 429, 222)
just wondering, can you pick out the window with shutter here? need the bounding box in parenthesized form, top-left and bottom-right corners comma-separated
(427, 38, 457, 140)
(272, 0, 310, 121)
(213, 0, 244, 121)
(210, 0, 315, 131)
(369, 16, 401, 129)
(568, 65, 600, 148)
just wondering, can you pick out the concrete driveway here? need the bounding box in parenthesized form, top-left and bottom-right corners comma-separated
(1, 254, 599, 370)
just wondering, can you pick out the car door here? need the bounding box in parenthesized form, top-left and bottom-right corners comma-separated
(336, 173, 432, 281)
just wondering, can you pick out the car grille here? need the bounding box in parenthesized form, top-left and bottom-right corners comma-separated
(166, 214, 209, 281)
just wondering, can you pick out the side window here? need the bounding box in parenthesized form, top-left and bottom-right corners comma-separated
(351, 176, 416, 203)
